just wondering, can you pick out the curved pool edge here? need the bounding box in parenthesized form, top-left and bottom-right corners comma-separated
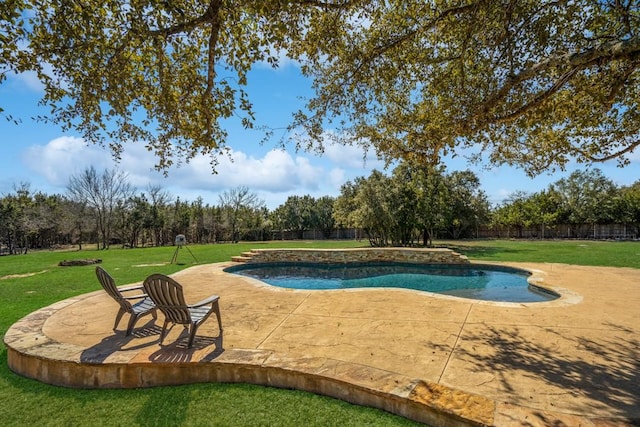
(225, 260, 583, 308)
(500, 263, 584, 308)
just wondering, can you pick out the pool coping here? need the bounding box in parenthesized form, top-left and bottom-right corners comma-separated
(225, 261, 581, 308)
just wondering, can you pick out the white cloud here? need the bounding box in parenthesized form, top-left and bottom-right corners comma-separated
(160, 147, 324, 194)
(323, 142, 375, 169)
(24, 136, 109, 186)
(22, 136, 371, 208)
(10, 70, 44, 92)
(255, 47, 301, 71)
(303, 129, 385, 171)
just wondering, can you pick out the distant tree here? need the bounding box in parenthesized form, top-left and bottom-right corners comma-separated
(190, 197, 206, 244)
(313, 196, 336, 239)
(242, 206, 270, 241)
(168, 197, 191, 243)
(62, 198, 92, 250)
(0, 197, 15, 253)
(411, 165, 449, 247)
(332, 180, 362, 233)
(527, 189, 562, 238)
(612, 181, 640, 237)
(0, 184, 31, 253)
(29, 192, 65, 249)
(493, 191, 534, 238)
(146, 184, 171, 246)
(188, 197, 224, 244)
(67, 167, 135, 249)
(388, 166, 420, 246)
(206, 205, 225, 243)
(218, 186, 265, 243)
(443, 171, 489, 239)
(335, 164, 490, 246)
(116, 194, 149, 248)
(273, 195, 316, 239)
(551, 169, 618, 237)
(0, 184, 71, 252)
(351, 171, 396, 247)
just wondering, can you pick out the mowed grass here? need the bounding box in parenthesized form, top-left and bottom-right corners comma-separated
(1, 239, 638, 425)
(441, 239, 640, 268)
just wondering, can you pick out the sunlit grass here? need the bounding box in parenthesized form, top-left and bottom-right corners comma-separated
(440, 239, 640, 268)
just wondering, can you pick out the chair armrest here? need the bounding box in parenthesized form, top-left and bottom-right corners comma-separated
(189, 295, 219, 308)
(118, 284, 144, 292)
(123, 294, 149, 300)
(118, 284, 149, 300)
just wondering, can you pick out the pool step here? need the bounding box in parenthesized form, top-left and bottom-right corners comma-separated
(231, 251, 260, 263)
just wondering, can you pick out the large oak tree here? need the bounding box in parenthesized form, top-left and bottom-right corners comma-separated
(3, 1, 639, 175)
(295, 1, 640, 175)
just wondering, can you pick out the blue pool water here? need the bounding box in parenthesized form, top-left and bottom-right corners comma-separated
(225, 262, 558, 303)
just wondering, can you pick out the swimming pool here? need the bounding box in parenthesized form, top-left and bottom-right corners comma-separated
(225, 262, 559, 303)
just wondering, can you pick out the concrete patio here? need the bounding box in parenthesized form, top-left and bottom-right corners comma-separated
(4, 261, 639, 426)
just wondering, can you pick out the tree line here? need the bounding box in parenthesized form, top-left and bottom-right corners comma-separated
(337, 165, 640, 243)
(1, 165, 639, 254)
(493, 169, 640, 239)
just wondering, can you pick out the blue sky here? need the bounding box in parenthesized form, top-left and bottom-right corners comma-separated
(1, 60, 638, 209)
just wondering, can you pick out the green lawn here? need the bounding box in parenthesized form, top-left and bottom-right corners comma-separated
(1, 239, 638, 425)
(441, 239, 640, 268)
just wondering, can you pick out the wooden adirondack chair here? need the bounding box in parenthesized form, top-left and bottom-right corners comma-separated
(143, 273, 222, 348)
(95, 266, 157, 336)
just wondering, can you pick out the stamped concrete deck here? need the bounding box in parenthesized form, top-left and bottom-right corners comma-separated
(4, 261, 640, 426)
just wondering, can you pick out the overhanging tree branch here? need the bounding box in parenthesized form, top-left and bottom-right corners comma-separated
(477, 36, 640, 124)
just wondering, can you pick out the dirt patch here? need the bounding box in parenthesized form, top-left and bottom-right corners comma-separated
(58, 259, 102, 267)
(0, 270, 49, 280)
(133, 263, 168, 267)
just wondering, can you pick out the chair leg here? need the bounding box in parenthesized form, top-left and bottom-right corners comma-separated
(126, 314, 139, 336)
(114, 308, 126, 331)
(213, 301, 223, 332)
(188, 323, 199, 348)
(160, 319, 170, 345)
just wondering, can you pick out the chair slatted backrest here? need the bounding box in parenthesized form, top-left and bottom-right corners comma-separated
(96, 266, 132, 311)
(143, 274, 191, 325)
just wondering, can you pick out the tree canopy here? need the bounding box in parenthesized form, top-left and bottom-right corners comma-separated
(2, 0, 340, 169)
(296, 1, 640, 175)
(2, 1, 639, 174)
